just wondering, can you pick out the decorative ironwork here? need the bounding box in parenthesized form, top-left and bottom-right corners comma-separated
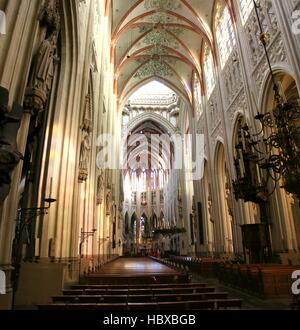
(79, 228, 97, 275)
(233, 1, 300, 206)
(232, 119, 269, 204)
(11, 196, 56, 309)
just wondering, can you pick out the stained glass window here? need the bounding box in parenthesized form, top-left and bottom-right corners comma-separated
(203, 45, 215, 98)
(215, 5, 236, 68)
(239, 0, 254, 25)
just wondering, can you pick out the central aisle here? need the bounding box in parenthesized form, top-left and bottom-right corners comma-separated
(95, 257, 179, 276)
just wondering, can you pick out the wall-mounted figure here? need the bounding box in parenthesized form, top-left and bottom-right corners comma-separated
(96, 170, 104, 204)
(0, 87, 23, 203)
(78, 132, 91, 182)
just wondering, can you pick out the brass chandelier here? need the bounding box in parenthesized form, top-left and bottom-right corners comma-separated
(233, 0, 300, 206)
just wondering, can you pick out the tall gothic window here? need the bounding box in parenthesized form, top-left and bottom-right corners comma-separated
(193, 74, 203, 119)
(215, 4, 236, 68)
(203, 45, 215, 98)
(239, 0, 254, 25)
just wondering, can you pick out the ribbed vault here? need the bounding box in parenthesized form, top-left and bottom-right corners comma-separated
(111, 0, 231, 108)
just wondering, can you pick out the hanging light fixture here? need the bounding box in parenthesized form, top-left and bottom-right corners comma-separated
(232, 0, 300, 207)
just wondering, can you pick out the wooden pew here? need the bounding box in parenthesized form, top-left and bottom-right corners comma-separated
(216, 299, 242, 310)
(157, 301, 188, 310)
(39, 303, 127, 310)
(127, 295, 156, 303)
(52, 295, 128, 304)
(154, 292, 228, 302)
(219, 263, 299, 298)
(71, 282, 208, 290)
(187, 300, 215, 310)
(127, 303, 158, 310)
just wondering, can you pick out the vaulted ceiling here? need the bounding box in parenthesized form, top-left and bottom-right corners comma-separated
(111, 0, 223, 108)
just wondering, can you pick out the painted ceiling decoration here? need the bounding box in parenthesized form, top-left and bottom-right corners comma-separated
(111, 0, 224, 109)
(139, 23, 183, 50)
(134, 56, 175, 78)
(144, 0, 181, 11)
(144, 45, 169, 56)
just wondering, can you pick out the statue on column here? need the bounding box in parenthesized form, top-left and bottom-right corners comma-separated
(96, 170, 104, 204)
(225, 169, 234, 218)
(24, 32, 58, 114)
(24, 0, 61, 114)
(81, 94, 92, 133)
(38, 0, 61, 33)
(78, 90, 93, 182)
(207, 184, 214, 223)
(78, 132, 91, 182)
(106, 190, 111, 215)
(0, 87, 23, 203)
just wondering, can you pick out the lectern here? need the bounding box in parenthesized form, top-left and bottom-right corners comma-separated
(241, 224, 272, 264)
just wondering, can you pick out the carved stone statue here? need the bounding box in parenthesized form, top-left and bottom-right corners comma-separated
(207, 185, 214, 223)
(25, 32, 58, 113)
(225, 169, 234, 217)
(0, 87, 23, 203)
(106, 190, 111, 216)
(225, 183, 233, 216)
(78, 132, 91, 182)
(96, 170, 104, 204)
(81, 94, 92, 133)
(38, 0, 61, 33)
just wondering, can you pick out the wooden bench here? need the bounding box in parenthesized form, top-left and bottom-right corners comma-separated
(127, 295, 156, 303)
(218, 263, 299, 298)
(153, 292, 228, 302)
(187, 300, 215, 310)
(127, 303, 158, 310)
(72, 282, 206, 289)
(258, 265, 299, 298)
(82, 274, 187, 285)
(216, 299, 242, 310)
(127, 289, 153, 295)
(152, 287, 215, 295)
(52, 295, 128, 304)
(157, 301, 188, 310)
(39, 303, 127, 310)
(63, 286, 216, 299)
